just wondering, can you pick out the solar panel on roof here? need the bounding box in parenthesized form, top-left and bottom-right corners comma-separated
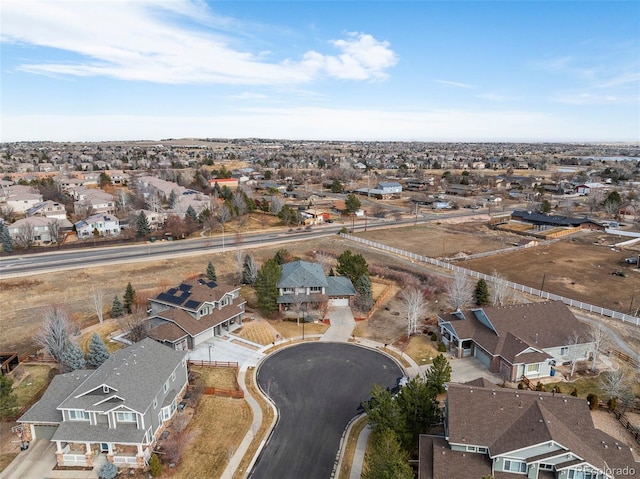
(157, 293, 183, 305)
(184, 300, 200, 310)
(167, 288, 177, 295)
(179, 283, 191, 292)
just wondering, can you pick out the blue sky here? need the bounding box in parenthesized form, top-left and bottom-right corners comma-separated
(1, 0, 639, 142)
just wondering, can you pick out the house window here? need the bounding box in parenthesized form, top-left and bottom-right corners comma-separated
(539, 464, 554, 471)
(561, 346, 568, 355)
(477, 447, 488, 453)
(68, 410, 90, 421)
(526, 363, 540, 374)
(467, 446, 477, 452)
(309, 287, 322, 293)
(116, 411, 136, 423)
(504, 460, 527, 473)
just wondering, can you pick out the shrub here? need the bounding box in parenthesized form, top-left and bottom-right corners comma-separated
(437, 342, 446, 353)
(587, 393, 599, 410)
(149, 454, 163, 477)
(607, 397, 618, 411)
(98, 462, 118, 479)
(431, 333, 438, 341)
(535, 382, 545, 392)
(517, 382, 525, 390)
(570, 388, 578, 397)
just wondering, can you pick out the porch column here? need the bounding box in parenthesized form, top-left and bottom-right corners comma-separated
(457, 339, 463, 358)
(85, 442, 94, 467)
(136, 444, 145, 467)
(55, 441, 64, 467)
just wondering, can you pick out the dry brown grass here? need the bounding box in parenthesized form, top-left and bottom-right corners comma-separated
(10, 364, 55, 408)
(233, 318, 277, 345)
(170, 396, 251, 479)
(231, 369, 275, 479)
(338, 416, 368, 479)
(403, 334, 441, 365)
(76, 320, 123, 354)
(270, 320, 329, 339)
(190, 366, 238, 390)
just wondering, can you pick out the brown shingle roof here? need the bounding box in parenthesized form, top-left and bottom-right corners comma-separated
(440, 301, 589, 361)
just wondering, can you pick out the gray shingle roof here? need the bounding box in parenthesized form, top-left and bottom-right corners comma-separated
(52, 421, 146, 444)
(57, 338, 186, 415)
(278, 260, 327, 288)
(326, 276, 356, 296)
(18, 370, 92, 424)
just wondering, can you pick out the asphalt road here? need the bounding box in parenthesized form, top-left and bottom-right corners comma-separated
(251, 343, 402, 479)
(0, 208, 501, 277)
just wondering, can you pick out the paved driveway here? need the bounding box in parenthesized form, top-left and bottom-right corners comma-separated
(0, 439, 56, 479)
(321, 306, 355, 342)
(188, 335, 265, 365)
(251, 343, 402, 479)
(448, 356, 502, 384)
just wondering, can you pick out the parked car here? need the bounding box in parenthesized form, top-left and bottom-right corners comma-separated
(624, 257, 638, 264)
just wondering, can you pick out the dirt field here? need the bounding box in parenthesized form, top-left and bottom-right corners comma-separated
(359, 223, 640, 314)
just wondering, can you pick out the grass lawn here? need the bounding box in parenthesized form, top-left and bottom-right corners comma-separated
(11, 364, 56, 408)
(544, 377, 601, 398)
(403, 335, 441, 365)
(271, 320, 329, 339)
(0, 454, 18, 473)
(171, 396, 251, 479)
(76, 320, 123, 354)
(190, 366, 238, 390)
(338, 416, 368, 479)
(231, 369, 275, 479)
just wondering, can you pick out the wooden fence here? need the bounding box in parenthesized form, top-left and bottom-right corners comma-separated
(365, 279, 394, 320)
(612, 408, 640, 445)
(187, 360, 239, 369)
(610, 350, 640, 370)
(187, 360, 243, 398)
(187, 384, 244, 399)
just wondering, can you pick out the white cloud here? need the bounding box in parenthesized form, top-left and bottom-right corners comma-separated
(3, 107, 630, 143)
(231, 92, 269, 100)
(551, 92, 633, 105)
(435, 80, 473, 89)
(1, 1, 396, 85)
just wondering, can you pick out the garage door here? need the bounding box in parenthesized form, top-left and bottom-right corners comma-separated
(329, 298, 349, 307)
(34, 424, 58, 440)
(474, 346, 491, 368)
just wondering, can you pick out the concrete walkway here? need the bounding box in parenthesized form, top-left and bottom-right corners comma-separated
(349, 425, 371, 479)
(321, 306, 356, 342)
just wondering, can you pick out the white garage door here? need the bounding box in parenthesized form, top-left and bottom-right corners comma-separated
(329, 298, 349, 307)
(474, 346, 492, 368)
(34, 424, 58, 440)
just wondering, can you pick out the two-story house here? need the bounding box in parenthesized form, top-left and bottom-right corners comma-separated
(26, 200, 68, 221)
(75, 214, 120, 238)
(146, 278, 246, 351)
(438, 301, 595, 382)
(277, 260, 356, 312)
(419, 383, 636, 479)
(19, 339, 188, 469)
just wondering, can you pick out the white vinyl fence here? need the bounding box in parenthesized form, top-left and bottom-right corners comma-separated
(341, 233, 640, 327)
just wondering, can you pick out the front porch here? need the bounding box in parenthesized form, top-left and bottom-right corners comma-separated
(55, 441, 150, 468)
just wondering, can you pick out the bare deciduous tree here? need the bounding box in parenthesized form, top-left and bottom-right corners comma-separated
(490, 270, 511, 306)
(269, 196, 284, 215)
(313, 251, 335, 274)
(587, 322, 611, 371)
(600, 367, 634, 406)
(145, 193, 162, 213)
(242, 253, 258, 286)
(445, 271, 473, 311)
(118, 305, 148, 343)
(48, 219, 64, 244)
(14, 224, 35, 249)
(91, 286, 106, 324)
(566, 331, 582, 378)
(218, 204, 231, 225)
(35, 305, 72, 361)
(401, 287, 429, 337)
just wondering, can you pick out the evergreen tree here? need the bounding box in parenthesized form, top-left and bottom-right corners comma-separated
(1, 225, 13, 252)
(86, 332, 110, 368)
(474, 278, 489, 306)
(345, 193, 362, 214)
(186, 205, 198, 222)
(135, 211, 151, 237)
(424, 354, 452, 394)
(255, 259, 281, 316)
(123, 282, 136, 314)
(60, 342, 86, 370)
(0, 374, 17, 420)
(336, 250, 369, 284)
(273, 248, 291, 265)
(354, 274, 374, 311)
(98, 461, 118, 479)
(206, 261, 217, 282)
(111, 295, 124, 318)
(362, 428, 413, 479)
(330, 178, 343, 193)
(168, 190, 177, 209)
